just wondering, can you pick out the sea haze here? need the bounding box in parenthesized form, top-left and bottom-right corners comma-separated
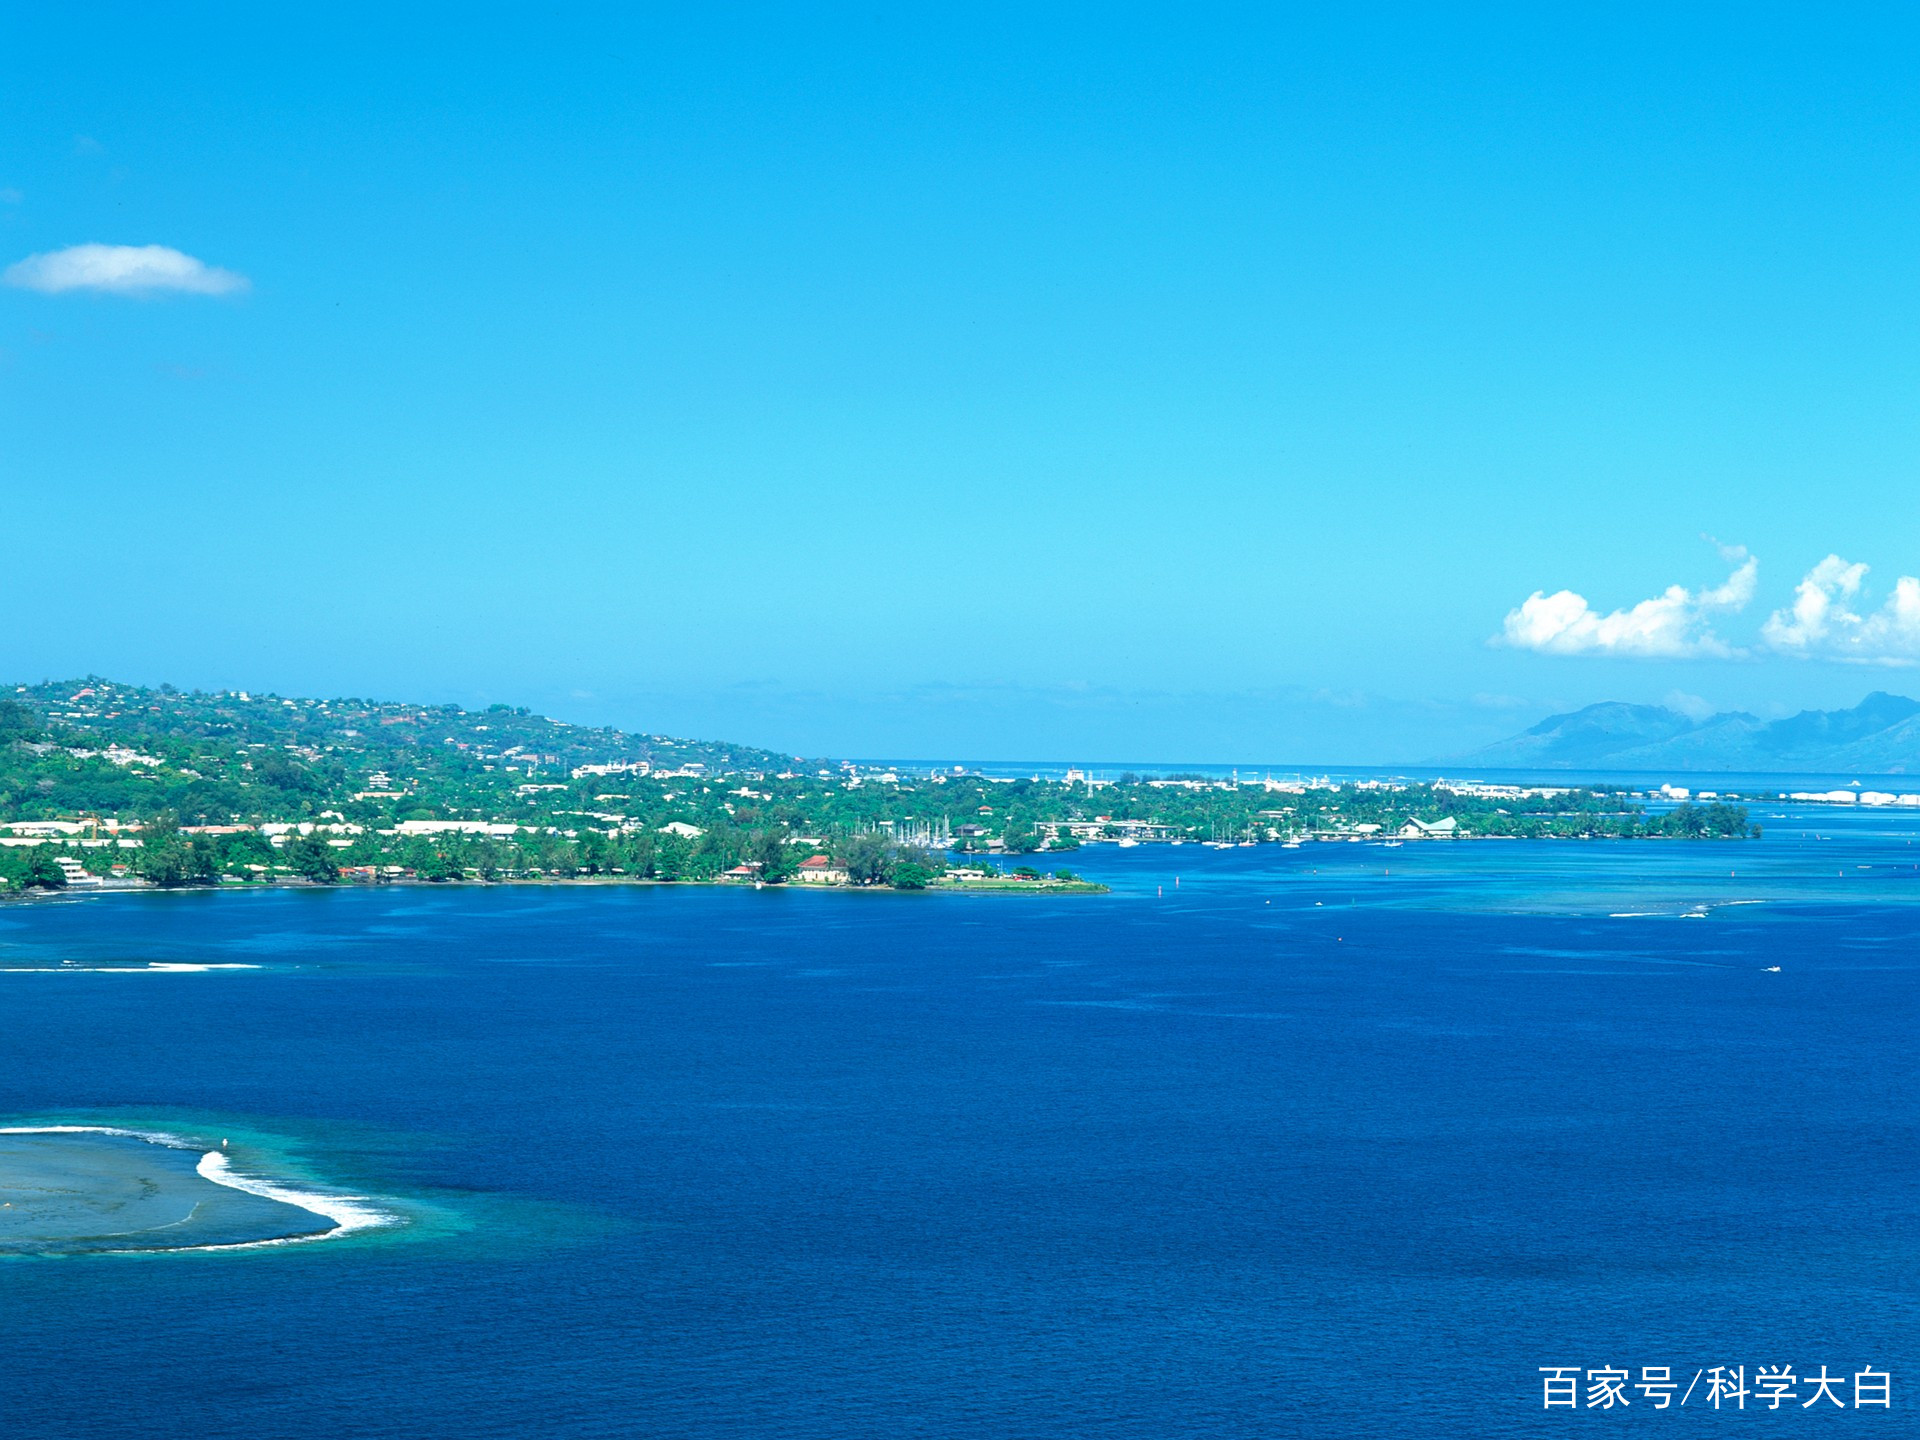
(2, 806, 1916, 1438)
(1458, 691, 1920, 772)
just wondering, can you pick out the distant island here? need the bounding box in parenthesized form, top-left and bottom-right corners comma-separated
(1456, 691, 1920, 772)
(0, 677, 1755, 894)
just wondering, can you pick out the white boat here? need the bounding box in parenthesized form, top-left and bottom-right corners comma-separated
(1117, 838, 1138, 848)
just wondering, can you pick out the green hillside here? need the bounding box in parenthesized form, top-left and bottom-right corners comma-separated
(0, 677, 1753, 892)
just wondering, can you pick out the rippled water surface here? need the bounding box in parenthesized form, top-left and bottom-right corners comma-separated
(3, 805, 1916, 1437)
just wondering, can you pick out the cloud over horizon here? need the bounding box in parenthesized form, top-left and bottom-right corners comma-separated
(1762, 555, 1920, 665)
(1497, 550, 1757, 659)
(3, 243, 248, 296)
(1501, 550, 1920, 666)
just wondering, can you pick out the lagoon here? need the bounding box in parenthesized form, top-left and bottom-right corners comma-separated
(2, 806, 1916, 1436)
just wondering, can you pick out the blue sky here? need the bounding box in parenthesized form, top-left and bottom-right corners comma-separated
(5, 6, 1920, 762)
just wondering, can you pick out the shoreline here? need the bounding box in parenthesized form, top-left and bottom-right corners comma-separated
(1, 874, 1113, 901)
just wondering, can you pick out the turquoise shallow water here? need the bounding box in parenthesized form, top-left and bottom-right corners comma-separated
(1, 804, 1915, 1436)
(0, 1129, 341, 1252)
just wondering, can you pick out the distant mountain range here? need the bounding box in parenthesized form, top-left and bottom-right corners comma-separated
(1454, 692, 1920, 773)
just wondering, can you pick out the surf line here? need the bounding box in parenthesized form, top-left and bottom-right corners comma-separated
(0, 963, 261, 973)
(0, 1124, 399, 1250)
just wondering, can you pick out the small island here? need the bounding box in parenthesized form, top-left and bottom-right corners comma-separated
(0, 678, 1755, 896)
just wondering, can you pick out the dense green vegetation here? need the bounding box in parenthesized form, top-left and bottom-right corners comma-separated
(0, 677, 1754, 892)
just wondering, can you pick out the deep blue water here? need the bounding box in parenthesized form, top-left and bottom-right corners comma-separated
(4, 814, 1917, 1436)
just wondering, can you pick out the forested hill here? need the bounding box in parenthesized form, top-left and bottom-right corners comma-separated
(0, 677, 791, 823)
(0, 675, 1753, 893)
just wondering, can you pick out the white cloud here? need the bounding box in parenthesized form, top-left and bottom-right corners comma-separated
(3, 243, 248, 296)
(1761, 555, 1920, 665)
(1497, 551, 1757, 658)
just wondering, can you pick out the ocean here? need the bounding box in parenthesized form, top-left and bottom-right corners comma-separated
(3, 801, 1916, 1436)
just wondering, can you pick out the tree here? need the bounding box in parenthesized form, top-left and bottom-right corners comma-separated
(411, 844, 464, 882)
(891, 861, 934, 890)
(17, 848, 66, 889)
(254, 751, 319, 794)
(286, 833, 340, 883)
(621, 832, 657, 878)
(470, 839, 507, 882)
(653, 833, 690, 881)
(1002, 823, 1043, 854)
(747, 828, 799, 883)
(527, 834, 580, 877)
(689, 829, 738, 881)
(841, 833, 894, 886)
(576, 831, 614, 875)
(136, 820, 218, 887)
(0, 699, 41, 745)
(215, 831, 277, 877)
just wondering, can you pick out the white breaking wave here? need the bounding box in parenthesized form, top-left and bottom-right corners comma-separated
(0, 1124, 398, 1251)
(195, 1150, 394, 1244)
(0, 963, 260, 973)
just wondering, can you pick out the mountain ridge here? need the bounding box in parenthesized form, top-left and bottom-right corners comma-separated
(1453, 692, 1920, 773)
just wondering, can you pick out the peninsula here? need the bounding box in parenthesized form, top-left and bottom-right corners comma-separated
(0, 678, 1754, 894)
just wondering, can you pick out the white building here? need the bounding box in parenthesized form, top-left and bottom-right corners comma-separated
(392, 820, 520, 837)
(572, 760, 652, 780)
(794, 854, 848, 884)
(54, 855, 97, 885)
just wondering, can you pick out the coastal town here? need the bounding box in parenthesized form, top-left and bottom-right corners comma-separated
(0, 678, 1760, 893)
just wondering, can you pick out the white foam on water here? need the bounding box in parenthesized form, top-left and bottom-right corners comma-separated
(0, 1124, 399, 1251)
(0, 1123, 186, 1140)
(0, 963, 259, 972)
(194, 1150, 394, 1245)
